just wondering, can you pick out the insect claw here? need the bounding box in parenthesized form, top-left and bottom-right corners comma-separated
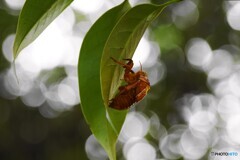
(122, 58, 133, 64)
(111, 57, 133, 71)
(110, 56, 116, 61)
(110, 57, 126, 66)
(122, 58, 132, 61)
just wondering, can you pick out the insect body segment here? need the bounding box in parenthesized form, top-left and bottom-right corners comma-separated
(109, 57, 150, 110)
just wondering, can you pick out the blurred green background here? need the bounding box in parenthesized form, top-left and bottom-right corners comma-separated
(1, 0, 240, 160)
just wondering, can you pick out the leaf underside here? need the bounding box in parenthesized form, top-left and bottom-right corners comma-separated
(78, 1, 131, 160)
(79, 0, 181, 160)
(100, 0, 181, 135)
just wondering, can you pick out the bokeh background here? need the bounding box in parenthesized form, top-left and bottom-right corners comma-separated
(1, 0, 240, 159)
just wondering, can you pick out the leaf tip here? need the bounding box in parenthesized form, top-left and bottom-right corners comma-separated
(13, 37, 23, 60)
(13, 42, 19, 60)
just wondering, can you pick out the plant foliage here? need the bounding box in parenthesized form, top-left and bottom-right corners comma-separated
(13, 0, 181, 159)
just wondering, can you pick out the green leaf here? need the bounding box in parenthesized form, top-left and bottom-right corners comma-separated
(78, 1, 131, 160)
(78, 0, 181, 159)
(152, 24, 184, 51)
(39, 67, 67, 86)
(100, 0, 182, 107)
(13, 0, 73, 59)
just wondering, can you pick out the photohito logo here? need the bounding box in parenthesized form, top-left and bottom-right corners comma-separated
(211, 151, 238, 157)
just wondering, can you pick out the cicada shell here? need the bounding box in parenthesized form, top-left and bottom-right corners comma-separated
(109, 57, 150, 110)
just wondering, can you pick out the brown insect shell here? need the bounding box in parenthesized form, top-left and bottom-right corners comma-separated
(135, 71, 150, 95)
(123, 70, 138, 84)
(108, 57, 150, 110)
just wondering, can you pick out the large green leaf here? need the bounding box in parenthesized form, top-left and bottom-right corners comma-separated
(78, 1, 130, 160)
(100, 0, 181, 137)
(79, 1, 181, 159)
(100, 0, 182, 107)
(13, 0, 73, 59)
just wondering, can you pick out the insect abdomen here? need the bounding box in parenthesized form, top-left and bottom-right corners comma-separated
(109, 90, 136, 110)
